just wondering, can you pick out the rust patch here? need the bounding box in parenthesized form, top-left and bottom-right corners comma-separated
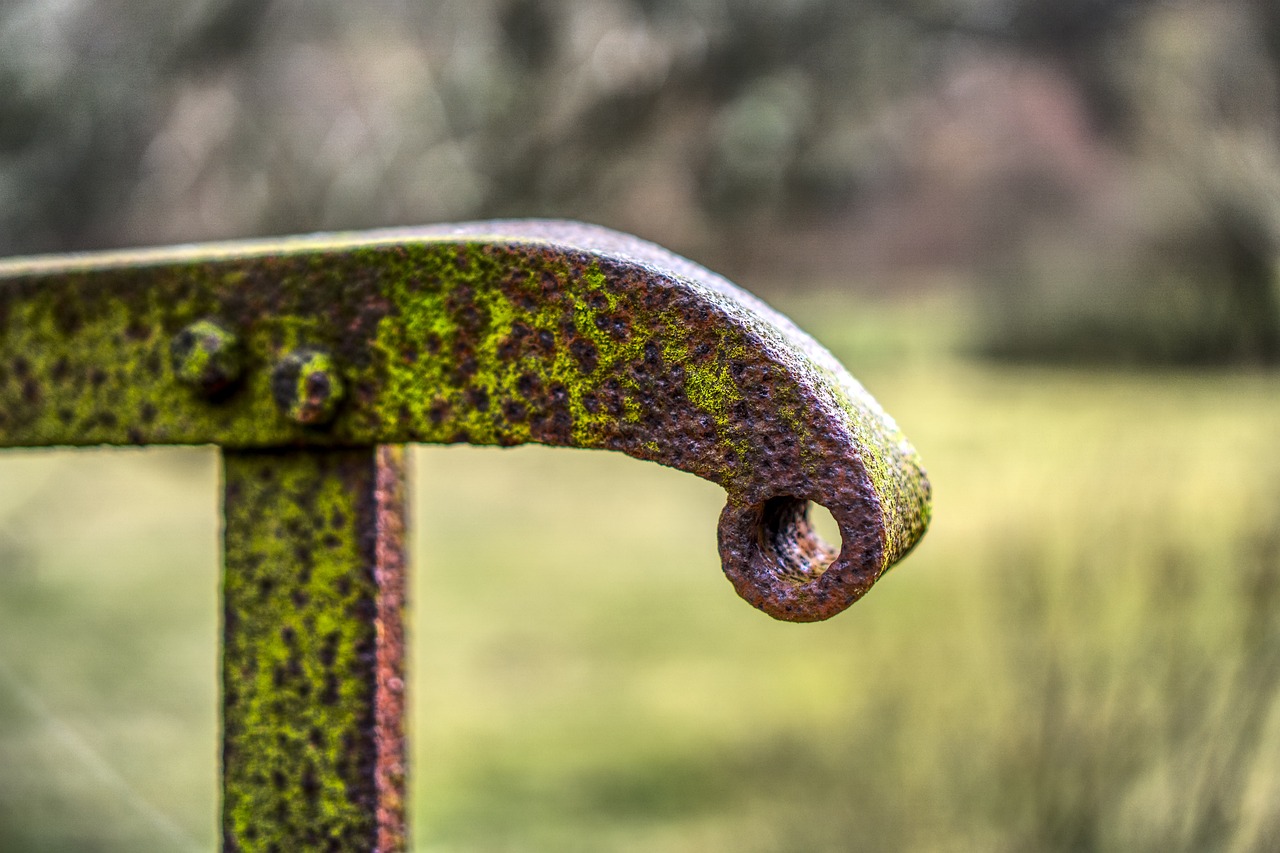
(374, 445, 408, 853)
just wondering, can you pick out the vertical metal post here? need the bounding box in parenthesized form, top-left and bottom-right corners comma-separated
(221, 446, 408, 852)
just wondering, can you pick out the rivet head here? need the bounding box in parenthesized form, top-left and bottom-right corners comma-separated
(170, 320, 242, 395)
(271, 348, 345, 425)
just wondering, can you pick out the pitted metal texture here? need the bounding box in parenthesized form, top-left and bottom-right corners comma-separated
(0, 220, 930, 620)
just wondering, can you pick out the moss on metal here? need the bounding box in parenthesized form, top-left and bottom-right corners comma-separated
(170, 319, 243, 394)
(0, 220, 930, 621)
(222, 448, 385, 851)
(271, 348, 346, 425)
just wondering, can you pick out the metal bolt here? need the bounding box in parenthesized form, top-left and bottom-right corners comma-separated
(170, 320, 242, 396)
(272, 348, 345, 425)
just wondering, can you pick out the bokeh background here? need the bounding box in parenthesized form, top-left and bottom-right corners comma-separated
(0, 0, 1278, 850)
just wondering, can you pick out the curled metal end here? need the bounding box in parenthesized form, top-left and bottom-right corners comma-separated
(708, 330, 932, 622)
(719, 494, 884, 622)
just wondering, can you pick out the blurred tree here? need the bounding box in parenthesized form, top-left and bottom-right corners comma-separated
(906, 0, 1280, 365)
(0, 0, 1275, 364)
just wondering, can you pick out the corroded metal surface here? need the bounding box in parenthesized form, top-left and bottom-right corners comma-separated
(373, 445, 408, 853)
(0, 220, 929, 620)
(222, 446, 407, 852)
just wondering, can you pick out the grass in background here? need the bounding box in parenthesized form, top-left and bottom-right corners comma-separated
(1, 293, 1278, 851)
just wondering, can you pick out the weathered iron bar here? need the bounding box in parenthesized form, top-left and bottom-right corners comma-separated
(222, 446, 407, 850)
(0, 220, 931, 851)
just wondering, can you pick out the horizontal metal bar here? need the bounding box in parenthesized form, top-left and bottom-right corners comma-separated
(0, 220, 929, 620)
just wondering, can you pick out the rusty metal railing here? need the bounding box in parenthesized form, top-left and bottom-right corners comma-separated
(0, 220, 931, 851)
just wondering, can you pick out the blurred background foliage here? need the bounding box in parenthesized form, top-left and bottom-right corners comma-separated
(0, 0, 1277, 363)
(1, 1, 1279, 851)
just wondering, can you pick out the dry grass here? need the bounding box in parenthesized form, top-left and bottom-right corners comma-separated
(1, 293, 1278, 851)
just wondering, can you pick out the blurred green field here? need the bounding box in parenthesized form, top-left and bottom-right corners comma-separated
(1, 293, 1278, 852)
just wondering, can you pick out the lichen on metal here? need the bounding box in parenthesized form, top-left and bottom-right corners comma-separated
(271, 347, 346, 425)
(0, 220, 930, 620)
(222, 446, 406, 852)
(170, 318, 243, 395)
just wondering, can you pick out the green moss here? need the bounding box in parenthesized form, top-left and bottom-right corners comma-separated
(369, 249, 658, 449)
(170, 318, 242, 391)
(222, 449, 381, 851)
(273, 349, 344, 425)
(826, 371, 930, 568)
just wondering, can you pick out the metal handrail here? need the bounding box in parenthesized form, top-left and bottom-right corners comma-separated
(0, 220, 930, 851)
